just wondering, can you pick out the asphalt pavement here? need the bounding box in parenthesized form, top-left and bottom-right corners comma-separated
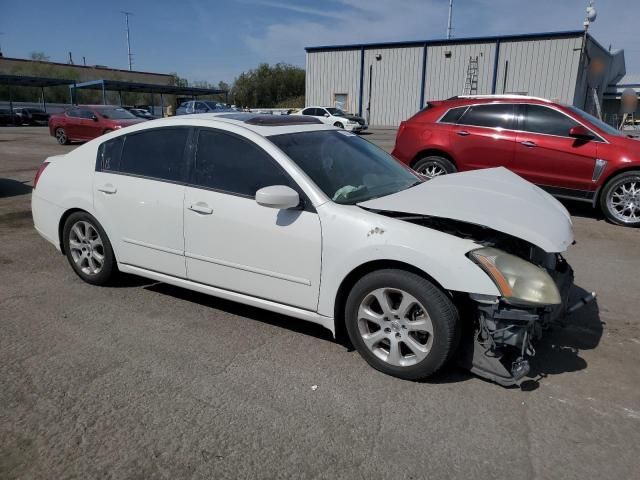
(1, 126, 639, 479)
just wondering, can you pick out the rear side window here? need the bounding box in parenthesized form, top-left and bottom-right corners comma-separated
(193, 129, 292, 197)
(97, 137, 124, 171)
(521, 104, 580, 137)
(117, 128, 188, 181)
(439, 106, 468, 124)
(458, 104, 516, 129)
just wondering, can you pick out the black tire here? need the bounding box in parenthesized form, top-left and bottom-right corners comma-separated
(345, 269, 459, 380)
(103, 129, 113, 135)
(55, 127, 69, 145)
(334, 122, 344, 129)
(412, 155, 457, 178)
(599, 170, 640, 227)
(62, 212, 118, 285)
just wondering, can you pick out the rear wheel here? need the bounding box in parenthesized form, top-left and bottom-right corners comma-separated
(62, 212, 117, 285)
(55, 127, 69, 145)
(345, 269, 459, 380)
(413, 155, 456, 179)
(600, 171, 640, 227)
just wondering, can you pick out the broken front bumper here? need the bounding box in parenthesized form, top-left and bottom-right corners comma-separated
(460, 258, 594, 386)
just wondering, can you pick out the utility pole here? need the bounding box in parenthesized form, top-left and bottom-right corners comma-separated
(0, 32, 4, 57)
(446, 0, 453, 39)
(121, 11, 134, 71)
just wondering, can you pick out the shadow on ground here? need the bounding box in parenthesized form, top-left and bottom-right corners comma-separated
(142, 279, 603, 389)
(559, 198, 606, 222)
(0, 179, 32, 198)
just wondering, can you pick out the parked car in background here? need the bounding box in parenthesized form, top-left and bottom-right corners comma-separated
(48, 105, 146, 145)
(393, 95, 640, 227)
(31, 113, 586, 387)
(14, 107, 50, 125)
(298, 106, 368, 132)
(125, 107, 155, 120)
(176, 100, 230, 115)
(0, 108, 22, 126)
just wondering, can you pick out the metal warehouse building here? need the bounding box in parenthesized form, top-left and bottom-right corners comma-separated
(305, 31, 626, 127)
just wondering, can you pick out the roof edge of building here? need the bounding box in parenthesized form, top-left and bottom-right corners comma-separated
(305, 30, 586, 52)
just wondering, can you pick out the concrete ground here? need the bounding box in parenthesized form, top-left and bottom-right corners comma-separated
(1, 126, 639, 480)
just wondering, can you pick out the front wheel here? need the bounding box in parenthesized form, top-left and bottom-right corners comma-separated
(345, 269, 459, 380)
(599, 170, 640, 227)
(413, 155, 456, 179)
(62, 212, 118, 285)
(55, 127, 69, 145)
(333, 122, 344, 129)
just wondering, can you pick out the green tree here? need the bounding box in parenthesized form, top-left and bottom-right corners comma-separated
(231, 63, 304, 108)
(29, 51, 50, 61)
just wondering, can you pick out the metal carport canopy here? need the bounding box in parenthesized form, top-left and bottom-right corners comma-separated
(0, 74, 76, 113)
(69, 79, 228, 116)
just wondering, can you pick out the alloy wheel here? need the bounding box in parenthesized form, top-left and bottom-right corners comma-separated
(357, 288, 434, 367)
(68, 221, 105, 276)
(607, 178, 640, 224)
(417, 162, 446, 179)
(55, 129, 67, 145)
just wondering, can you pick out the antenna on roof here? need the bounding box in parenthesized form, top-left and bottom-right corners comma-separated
(446, 0, 454, 39)
(121, 11, 134, 71)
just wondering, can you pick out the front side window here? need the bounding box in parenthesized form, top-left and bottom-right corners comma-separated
(97, 107, 136, 120)
(193, 129, 292, 197)
(566, 105, 622, 137)
(326, 108, 346, 117)
(521, 105, 580, 137)
(118, 128, 188, 181)
(270, 130, 420, 204)
(66, 108, 81, 118)
(459, 104, 516, 129)
(78, 109, 96, 119)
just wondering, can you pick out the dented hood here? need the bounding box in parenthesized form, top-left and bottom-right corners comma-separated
(358, 167, 574, 253)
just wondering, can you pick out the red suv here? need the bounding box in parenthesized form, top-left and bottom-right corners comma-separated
(49, 105, 145, 145)
(393, 95, 640, 227)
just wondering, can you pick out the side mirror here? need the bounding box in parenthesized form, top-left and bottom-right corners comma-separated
(569, 125, 594, 139)
(255, 185, 300, 210)
(91, 115, 98, 121)
(324, 113, 330, 117)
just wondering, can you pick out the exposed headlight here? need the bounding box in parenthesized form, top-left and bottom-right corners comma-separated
(469, 247, 561, 306)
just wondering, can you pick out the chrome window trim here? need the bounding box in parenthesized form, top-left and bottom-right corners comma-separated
(435, 102, 608, 143)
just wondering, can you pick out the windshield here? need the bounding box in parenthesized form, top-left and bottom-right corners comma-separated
(567, 106, 624, 137)
(326, 108, 347, 116)
(204, 101, 223, 110)
(98, 108, 137, 120)
(270, 130, 421, 204)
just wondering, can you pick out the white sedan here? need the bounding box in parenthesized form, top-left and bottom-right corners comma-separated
(297, 106, 367, 132)
(32, 113, 582, 386)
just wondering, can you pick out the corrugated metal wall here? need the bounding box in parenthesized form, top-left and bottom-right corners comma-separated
(305, 35, 598, 126)
(423, 42, 496, 100)
(305, 50, 361, 114)
(361, 47, 423, 127)
(494, 37, 582, 104)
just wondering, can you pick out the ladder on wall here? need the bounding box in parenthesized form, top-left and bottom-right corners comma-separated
(463, 56, 479, 95)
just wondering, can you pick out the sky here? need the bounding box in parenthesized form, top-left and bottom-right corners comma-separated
(1, 0, 639, 84)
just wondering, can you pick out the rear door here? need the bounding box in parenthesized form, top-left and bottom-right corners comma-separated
(513, 104, 599, 192)
(64, 108, 84, 139)
(449, 103, 518, 171)
(183, 127, 322, 310)
(93, 127, 191, 277)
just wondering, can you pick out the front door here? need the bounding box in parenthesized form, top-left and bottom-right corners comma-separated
(450, 103, 518, 171)
(93, 127, 191, 277)
(183, 128, 321, 310)
(512, 104, 599, 192)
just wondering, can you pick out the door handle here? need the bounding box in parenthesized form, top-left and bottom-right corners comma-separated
(456, 130, 470, 136)
(188, 202, 213, 215)
(97, 184, 117, 194)
(520, 140, 537, 148)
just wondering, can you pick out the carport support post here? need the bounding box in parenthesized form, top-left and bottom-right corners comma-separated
(118, 91, 123, 106)
(160, 94, 164, 117)
(150, 92, 155, 116)
(101, 82, 106, 105)
(8, 83, 13, 116)
(41, 87, 47, 112)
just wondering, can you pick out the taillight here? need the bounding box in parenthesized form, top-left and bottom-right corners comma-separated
(33, 162, 50, 189)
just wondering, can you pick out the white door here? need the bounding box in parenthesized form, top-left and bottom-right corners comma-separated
(183, 128, 322, 310)
(93, 127, 190, 277)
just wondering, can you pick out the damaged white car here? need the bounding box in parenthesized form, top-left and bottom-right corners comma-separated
(31, 113, 593, 386)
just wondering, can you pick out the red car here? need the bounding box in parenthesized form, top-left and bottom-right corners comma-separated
(393, 95, 640, 227)
(49, 105, 146, 145)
